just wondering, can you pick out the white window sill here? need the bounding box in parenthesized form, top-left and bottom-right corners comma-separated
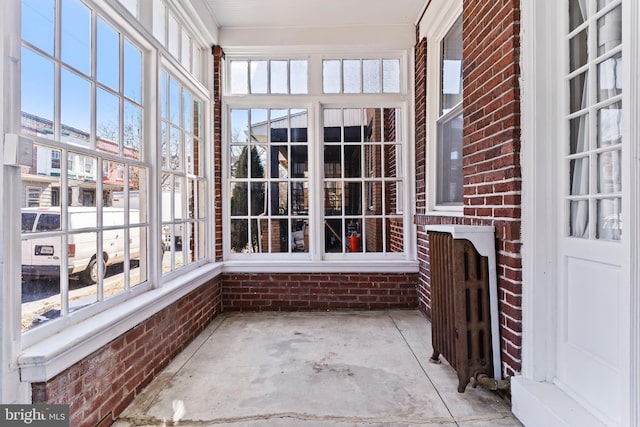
(222, 260, 420, 273)
(424, 208, 464, 217)
(18, 263, 224, 383)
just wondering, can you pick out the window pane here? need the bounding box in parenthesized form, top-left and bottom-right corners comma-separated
(169, 77, 180, 125)
(290, 60, 308, 94)
(250, 182, 266, 216)
(363, 60, 381, 93)
(152, 0, 166, 45)
(229, 219, 249, 253)
(345, 183, 362, 215)
(271, 60, 288, 94)
(436, 113, 463, 204)
(169, 125, 181, 170)
(97, 18, 119, 91)
(61, 69, 91, 145)
(364, 218, 383, 252)
(384, 145, 400, 178)
(97, 88, 120, 146)
(441, 16, 463, 113)
(597, 198, 621, 240)
(569, 0, 587, 32)
(570, 157, 590, 195)
(569, 114, 588, 154)
(182, 90, 192, 132)
(344, 145, 361, 177)
(250, 109, 268, 143)
(598, 102, 622, 147)
(124, 40, 142, 103)
(161, 122, 168, 167)
(181, 29, 190, 69)
(230, 61, 248, 94)
(569, 29, 588, 72)
(365, 145, 382, 178)
(250, 61, 268, 94)
(61, 0, 91, 75)
(230, 183, 248, 215)
(291, 146, 308, 178)
(22, 233, 62, 331)
(21, 48, 54, 138)
(167, 12, 179, 58)
(386, 218, 404, 252)
(22, 0, 55, 55)
(161, 174, 172, 221)
(382, 59, 400, 93)
(271, 182, 288, 215)
(324, 219, 342, 252)
(185, 135, 194, 174)
(231, 109, 249, 143)
(124, 101, 142, 158)
(343, 60, 361, 93)
(272, 146, 288, 179)
(128, 226, 147, 287)
(291, 109, 308, 142)
(324, 182, 342, 215)
(291, 182, 308, 215)
(365, 182, 382, 215)
(570, 200, 589, 238)
(597, 150, 621, 194)
(570, 72, 588, 113)
(597, 5, 621, 55)
(598, 54, 622, 102)
(323, 60, 341, 93)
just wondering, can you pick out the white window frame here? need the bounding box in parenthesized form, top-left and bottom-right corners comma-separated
(222, 49, 418, 269)
(421, 0, 464, 215)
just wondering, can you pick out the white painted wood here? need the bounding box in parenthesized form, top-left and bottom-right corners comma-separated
(202, 0, 426, 29)
(516, 0, 635, 426)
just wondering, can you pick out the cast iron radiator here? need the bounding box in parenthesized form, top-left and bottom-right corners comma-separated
(427, 231, 494, 393)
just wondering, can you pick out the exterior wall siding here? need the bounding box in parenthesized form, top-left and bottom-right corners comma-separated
(30, 277, 223, 427)
(414, 0, 522, 376)
(222, 273, 419, 311)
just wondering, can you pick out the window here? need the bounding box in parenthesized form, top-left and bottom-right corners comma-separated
(567, 0, 622, 240)
(229, 60, 309, 95)
(323, 108, 405, 253)
(16, 0, 212, 339)
(322, 59, 400, 94)
(160, 69, 207, 271)
(152, 0, 205, 81)
(224, 54, 408, 259)
(19, 0, 151, 332)
(436, 15, 463, 206)
(229, 109, 309, 253)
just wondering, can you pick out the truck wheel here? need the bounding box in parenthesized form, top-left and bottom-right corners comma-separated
(80, 257, 103, 285)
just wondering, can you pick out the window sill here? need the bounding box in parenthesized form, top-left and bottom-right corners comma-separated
(222, 259, 419, 273)
(18, 262, 224, 383)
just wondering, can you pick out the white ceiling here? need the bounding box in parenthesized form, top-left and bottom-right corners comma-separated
(200, 0, 426, 29)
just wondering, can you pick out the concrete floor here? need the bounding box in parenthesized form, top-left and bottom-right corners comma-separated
(114, 310, 522, 426)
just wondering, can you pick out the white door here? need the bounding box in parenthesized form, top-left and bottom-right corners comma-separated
(556, 0, 629, 424)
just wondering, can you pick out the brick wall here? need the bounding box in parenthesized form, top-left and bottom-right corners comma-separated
(414, 1, 522, 376)
(31, 278, 222, 427)
(213, 46, 224, 261)
(222, 273, 418, 311)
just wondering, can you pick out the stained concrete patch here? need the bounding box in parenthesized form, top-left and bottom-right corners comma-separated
(115, 310, 522, 426)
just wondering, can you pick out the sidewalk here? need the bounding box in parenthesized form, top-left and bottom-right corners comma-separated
(114, 310, 522, 426)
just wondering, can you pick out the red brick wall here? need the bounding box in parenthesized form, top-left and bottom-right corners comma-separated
(222, 273, 418, 311)
(414, 1, 522, 376)
(213, 46, 224, 261)
(31, 278, 222, 427)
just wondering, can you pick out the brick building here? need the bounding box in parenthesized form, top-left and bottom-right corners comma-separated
(1, 0, 638, 426)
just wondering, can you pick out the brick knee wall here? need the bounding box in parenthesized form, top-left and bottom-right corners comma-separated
(31, 277, 222, 427)
(222, 273, 419, 311)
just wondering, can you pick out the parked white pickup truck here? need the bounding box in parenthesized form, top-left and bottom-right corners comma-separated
(21, 207, 141, 284)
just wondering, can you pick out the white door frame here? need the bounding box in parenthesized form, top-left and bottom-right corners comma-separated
(515, 0, 639, 425)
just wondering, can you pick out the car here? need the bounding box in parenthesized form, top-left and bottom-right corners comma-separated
(21, 207, 141, 284)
